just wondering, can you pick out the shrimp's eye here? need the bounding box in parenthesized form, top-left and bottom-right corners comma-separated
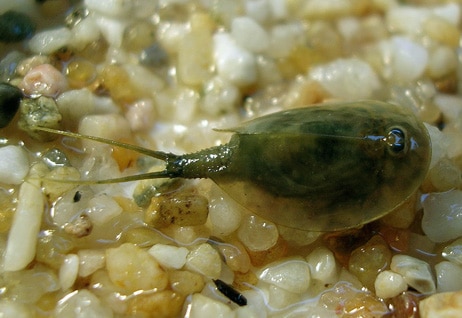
(386, 128, 406, 155)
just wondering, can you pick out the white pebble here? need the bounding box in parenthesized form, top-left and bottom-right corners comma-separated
(3, 177, 44, 271)
(125, 99, 156, 132)
(267, 285, 301, 310)
(78, 249, 106, 277)
(59, 254, 79, 290)
(268, 0, 288, 20)
(148, 244, 189, 269)
(201, 76, 240, 116)
(386, 6, 429, 36)
(390, 254, 436, 294)
(185, 243, 222, 279)
(309, 58, 380, 100)
(0, 300, 32, 318)
(79, 113, 131, 151)
(422, 189, 462, 243)
(381, 36, 428, 83)
(419, 291, 462, 318)
(0, 145, 29, 185)
(245, 0, 270, 24)
(435, 261, 462, 293)
(266, 23, 303, 58)
(259, 259, 311, 294)
(208, 186, 242, 236)
(213, 32, 257, 87)
(85, 0, 156, 19)
(93, 15, 127, 47)
(427, 46, 457, 79)
(237, 214, 278, 252)
(442, 238, 462, 266)
(87, 194, 123, 226)
(56, 88, 95, 126)
(306, 247, 337, 285)
(374, 270, 407, 299)
(186, 293, 234, 318)
(28, 27, 72, 54)
(71, 17, 101, 51)
(54, 290, 113, 318)
(231, 17, 269, 53)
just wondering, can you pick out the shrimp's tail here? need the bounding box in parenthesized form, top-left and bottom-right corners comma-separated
(32, 126, 175, 184)
(32, 126, 172, 161)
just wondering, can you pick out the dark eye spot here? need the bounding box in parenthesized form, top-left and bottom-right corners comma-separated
(387, 128, 406, 154)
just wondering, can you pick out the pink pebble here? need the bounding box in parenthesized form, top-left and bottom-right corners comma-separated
(20, 64, 68, 97)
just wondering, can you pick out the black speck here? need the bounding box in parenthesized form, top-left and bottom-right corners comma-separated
(213, 279, 247, 306)
(73, 191, 82, 203)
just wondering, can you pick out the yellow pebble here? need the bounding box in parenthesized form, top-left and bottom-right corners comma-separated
(424, 16, 460, 48)
(65, 59, 97, 88)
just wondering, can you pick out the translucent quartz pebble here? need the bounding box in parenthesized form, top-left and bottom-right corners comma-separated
(28, 27, 72, 54)
(231, 16, 269, 53)
(77, 249, 105, 277)
(148, 244, 189, 269)
(306, 246, 337, 285)
(59, 254, 79, 290)
(186, 293, 233, 318)
(0, 145, 29, 185)
(419, 291, 462, 318)
(237, 214, 278, 252)
(169, 270, 205, 295)
(105, 243, 168, 293)
(374, 270, 407, 299)
(435, 261, 462, 293)
(390, 254, 436, 294)
(213, 32, 257, 87)
(348, 236, 392, 291)
(422, 190, 462, 243)
(54, 290, 113, 318)
(442, 238, 462, 265)
(259, 259, 311, 293)
(185, 243, 221, 279)
(309, 57, 380, 100)
(0, 300, 32, 318)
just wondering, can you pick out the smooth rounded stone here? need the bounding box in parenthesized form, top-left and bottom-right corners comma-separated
(237, 214, 278, 252)
(0, 10, 35, 43)
(231, 16, 269, 53)
(213, 32, 257, 87)
(309, 57, 380, 100)
(390, 254, 436, 294)
(87, 194, 123, 226)
(85, 0, 157, 19)
(201, 76, 240, 116)
(374, 270, 407, 299)
(18, 96, 62, 141)
(59, 254, 79, 290)
(208, 186, 243, 236)
(267, 285, 301, 310)
(54, 290, 113, 318)
(186, 293, 233, 318)
(245, 0, 270, 24)
(139, 43, 169, 68)
(0, 300, 32, 318)
(28, 27, 72, 54)
(435, 261, 462, 293)
(266, 23, 304, 59)
(20, 63, 68, 97)
(78, 113, 131, 150)
(185, 243, 221, 279)
(306, 247, 337, 285)
(259, 259, 311, 294)
(77, 249, 106, 277)
(419, 291, 462, 318)
(125, 99, 156, 132)
(442, 238, 462, 266)
(422, 189, 462, 243)
(0, 51, 25, 82)
(178, 31, 213, 86)
(0, 82, 22, 128)
(70, 16, 100, 51)
(148, 244, 189, 269)
(0, 145, 29, 185)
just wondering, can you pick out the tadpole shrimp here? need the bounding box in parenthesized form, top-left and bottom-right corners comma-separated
(35, 100, 431, 231)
